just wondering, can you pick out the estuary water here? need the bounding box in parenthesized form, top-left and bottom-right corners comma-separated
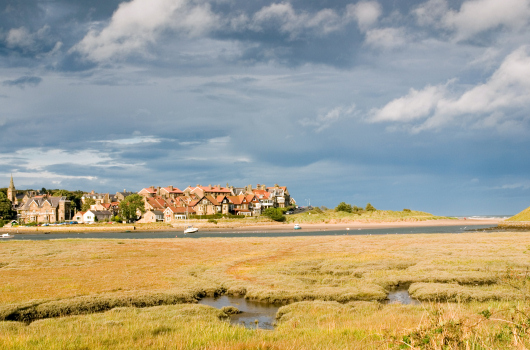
(6, 224, 497, 241)
(199, 289, 420, 330)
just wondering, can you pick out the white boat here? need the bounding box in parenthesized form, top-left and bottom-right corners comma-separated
(293, 224, 301, 230)
(183, 207, 199, 234)
(1, 233, 14, 239)
(184, 226, 199, 234)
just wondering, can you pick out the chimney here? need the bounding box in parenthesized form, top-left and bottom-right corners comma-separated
(197, 184, 200, 187)
(123, 189, 126, 193)
(209, 184, 212, 189)
(169, 185, 173, 191)
(91, 190, 95, 195)
(150, 186, 155, 190)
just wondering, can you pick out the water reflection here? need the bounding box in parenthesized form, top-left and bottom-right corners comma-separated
(198, 295, 281, 330)
(386, 289, 420, 305)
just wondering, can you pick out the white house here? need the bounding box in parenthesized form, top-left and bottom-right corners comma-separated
(83, 210, 113, 223)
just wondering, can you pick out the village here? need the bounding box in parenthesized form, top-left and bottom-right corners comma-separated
(3, 175, 294, 225)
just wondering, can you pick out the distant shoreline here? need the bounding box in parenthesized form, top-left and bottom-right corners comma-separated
(1, 218, 502, 234)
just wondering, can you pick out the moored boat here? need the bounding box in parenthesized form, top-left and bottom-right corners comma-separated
(293, 224, 301, 230)
(1, 233, 14, 239)
(184, 226, 199, 234)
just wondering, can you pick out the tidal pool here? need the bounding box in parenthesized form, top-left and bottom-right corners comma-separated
(198, 295, 281, 330)
(386, 289, 420, 305)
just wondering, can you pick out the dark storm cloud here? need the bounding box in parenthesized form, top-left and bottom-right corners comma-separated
(2, 75, 42, 88)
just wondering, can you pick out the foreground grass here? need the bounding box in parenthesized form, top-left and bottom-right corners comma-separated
(1, 233, 529, 307)
(1, 300, 529, 349)
(2, 232, 530, 348)
(285, 209, 450, 224)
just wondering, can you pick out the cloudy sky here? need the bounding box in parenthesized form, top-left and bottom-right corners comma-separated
(1, 0, 530, 215)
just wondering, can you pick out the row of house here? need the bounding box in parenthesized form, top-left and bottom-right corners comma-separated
(7, 174, 293, 224)
(136, 184, 292, 223)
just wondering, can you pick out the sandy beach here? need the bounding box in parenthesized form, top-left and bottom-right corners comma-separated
(220, 218, 503, 232)
(1, 218, 503, 234)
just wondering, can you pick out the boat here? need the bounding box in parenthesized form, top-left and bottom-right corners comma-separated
(293, 224, 301, 230)
(184, 226, 199, 234)
(183, 207, 198, 234)
(1, 233, 14, 239)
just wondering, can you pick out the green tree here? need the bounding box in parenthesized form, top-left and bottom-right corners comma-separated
(262, 208, 286, 222)
(119, 194, 145, 222)
(335, 202, 352, 213)
(0, 192, 15, 220)
(52, 190, 84, 211)
(365, 203, 376, 211)
(81, 198, 96, 212)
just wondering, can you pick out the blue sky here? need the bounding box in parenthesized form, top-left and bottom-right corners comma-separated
(1, 0, 530, 215)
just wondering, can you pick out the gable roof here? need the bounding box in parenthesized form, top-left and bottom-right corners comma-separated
(161, 186, 183, 194)
(165, 206, 196, 214)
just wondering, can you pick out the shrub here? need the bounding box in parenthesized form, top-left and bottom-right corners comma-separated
(403, 209, 411, 212)
(113, 215, 122, 222)
(262, 208, 286, 222)
(365, 203, 376, 211)
(310, 207, 323, 214)
(0, 219, 4, 228)
(320, 206, 328, 211)
(207, 219, 218, 224)
(335, 202, 352, 213)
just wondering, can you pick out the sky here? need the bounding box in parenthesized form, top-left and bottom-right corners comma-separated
(1, 0, 530, 216)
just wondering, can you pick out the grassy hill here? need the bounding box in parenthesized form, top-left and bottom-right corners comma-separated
(285, 208, 450, 224)
(505, 206, 530, 222)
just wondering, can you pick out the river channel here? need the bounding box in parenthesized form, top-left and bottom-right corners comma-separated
(199, 289, 420, 330)
(5, 224, 496, 241)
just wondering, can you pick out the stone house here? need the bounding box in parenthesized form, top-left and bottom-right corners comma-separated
(164, 206, 195, 223)
(17, 195, 72, 223)
(138, 210, 164, 223)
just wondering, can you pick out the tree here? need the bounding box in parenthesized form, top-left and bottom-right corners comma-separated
(119, 194, 145, 222)
(262, 208, 286, 222)
(81, 198, 96, 212)
(335, 202, 352, 213)
(0, 192, 15, 220)
(365, 203, 376, 211)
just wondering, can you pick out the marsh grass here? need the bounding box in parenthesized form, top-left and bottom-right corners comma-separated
(3, 300, 529, 349)
(285, 209, 450, 224)
(2, 232, 530, 334)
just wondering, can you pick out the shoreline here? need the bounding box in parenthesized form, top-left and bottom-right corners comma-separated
(1, 218, 502, 234)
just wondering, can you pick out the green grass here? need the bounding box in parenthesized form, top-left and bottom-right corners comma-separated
(285, 209, 450, 224)
(1, 301, 529, 349)
(506, 206, 530, 221)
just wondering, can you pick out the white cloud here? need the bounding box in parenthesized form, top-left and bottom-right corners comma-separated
(444, 0, 530, 40)
(413, 0, 448, 27)
(364, 27, 407, 49)
(369, 46, 530, 132)
(0, 148, 113, 170)
(370, 85, 446, 122)
(73, 0, 219, 61)
(300, 105, 356, 132)
(414, 0, 530, 40)
(5, 25, 51, 51)
(251, 3, 345, 38)
(346, 1, 382, 31)
(94, 136, 163, 145)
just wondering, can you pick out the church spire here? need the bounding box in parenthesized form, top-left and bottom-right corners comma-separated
(7, 173, 16, 204)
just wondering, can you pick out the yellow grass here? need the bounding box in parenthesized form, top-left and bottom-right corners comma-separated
(0, 301, 529, 349)
(1, 232, 530, 348)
